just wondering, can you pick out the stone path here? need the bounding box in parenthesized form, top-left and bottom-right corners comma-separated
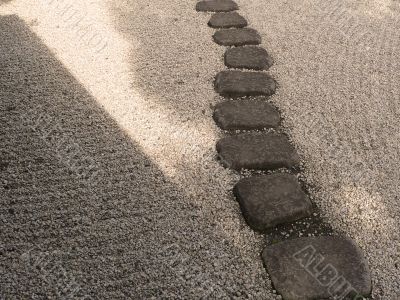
(216, 133, 299, 171)
(196, 0, 238, 12)
(208, 12, 247, 28)
(213, 99, 280, 130)
(196, 0, 372, 299)
(215, 70, 276, 97)
(213, 28, 261, 46)
(263, 236, 372, 300)
(234, 173, 312, 232)
(225, 46, 273, 70)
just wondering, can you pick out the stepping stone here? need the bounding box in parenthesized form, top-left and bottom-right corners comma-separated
(262, 236, 372, 300)
(213, 99, 280, 130)
(214, 70, 276, 97)
(234, 174, 312, 231)
(208, 12, 247, 28)
(213, 28, 261, 46)
(216, 133, 300, 171)
(225, 46, 273, 70)
(196, 0, 238, 12)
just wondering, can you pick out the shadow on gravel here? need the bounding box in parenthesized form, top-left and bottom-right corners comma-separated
(107, 1, 399, 299)
(106, 0, 336, 242)
(0, 15, 267, 299)
(107, 0, 222, 118)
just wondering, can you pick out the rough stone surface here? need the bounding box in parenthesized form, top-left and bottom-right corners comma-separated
(213, 99, 280, 130)
(214, 70, 276, 97)
(234, 174, 312, 231)
(216, 133, 300, 171)
(213, 28, 261, 46)
(225, 46, 273, 70)
(208, 12, 247, 28)
(196, 0, 238, 12)
(262, 236, 372, 300)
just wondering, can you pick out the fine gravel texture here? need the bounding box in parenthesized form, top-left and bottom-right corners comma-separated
(2, 0, 399, 299)
(0, 0, 279, 299)
(236, 0, 400, 298)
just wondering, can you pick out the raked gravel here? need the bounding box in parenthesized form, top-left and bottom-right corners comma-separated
(237, 0, 400, 298)
(0, 0, 278, 299)
(1, 0, 399, 299)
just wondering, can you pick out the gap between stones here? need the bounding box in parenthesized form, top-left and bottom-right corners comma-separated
(195, 1, 372, 299)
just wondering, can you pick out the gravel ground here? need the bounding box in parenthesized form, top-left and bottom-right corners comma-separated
(1, 0, 399, 299)
(237, 0, 400, 298)
(0, 0, 277, 299)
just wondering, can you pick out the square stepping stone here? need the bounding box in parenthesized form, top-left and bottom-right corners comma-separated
(234, 174, 312, 231)
(196, 0, 238, 12)
(225, 46, 273, 70)
(213, 99, 280, 130)
(216, 133, 300, 171)
(262, 236, 372, 300)
(214, 70, 276, 97)
(213, 28, 261, 46)
(208, 12, 247, 28)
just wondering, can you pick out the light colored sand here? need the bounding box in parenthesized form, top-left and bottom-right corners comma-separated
(237, 0, 400, 298)
(1, 0, 399, 298)
(0, 0, 278, 298)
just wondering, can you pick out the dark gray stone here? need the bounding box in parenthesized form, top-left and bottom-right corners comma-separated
(214, 70, 276, 97)
(216, 133, 300, 171)
(234, 174, 312, 231)
(262, 236, 372, 300)
(196, 0, 238, 12)
(208, 12, 247, 28)
(225, 46, 273, 70)
(213, 99, 280, 130)
(213, 28, 261, 46)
